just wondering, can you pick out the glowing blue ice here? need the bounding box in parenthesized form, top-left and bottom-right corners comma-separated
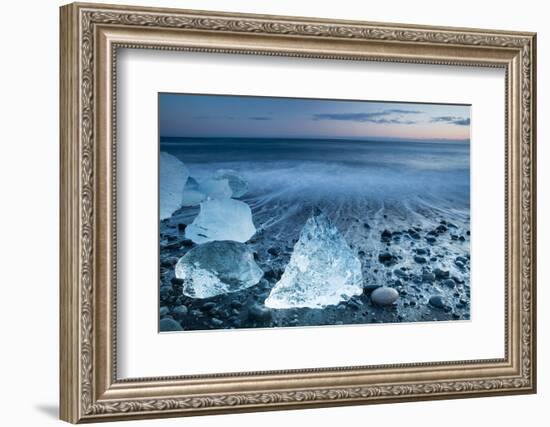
(159, 152, 188, 220)
(175, 241, 263, 298)
(181, 177, 232, 207)
(185, 198, 256, 244)
(215, 169, 248, 198)
(265, 211, 363, 309)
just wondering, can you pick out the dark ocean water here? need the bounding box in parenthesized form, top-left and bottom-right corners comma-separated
(160, 137, 470, 206)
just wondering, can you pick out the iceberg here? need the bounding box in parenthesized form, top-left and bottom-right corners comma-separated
(159, 152, 189, 220)
(181, 177, 232, 207)
(185, 198, 256, 244)
(215, 169, 248, 198)
(265, 211, 363, 309)
(175, 240, 263, 298)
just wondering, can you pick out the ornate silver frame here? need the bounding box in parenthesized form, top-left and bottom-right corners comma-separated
(60, 2, 537, 423)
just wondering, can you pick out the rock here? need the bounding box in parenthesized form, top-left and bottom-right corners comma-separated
(394, 269, 408, 279)
(175, 241, 263, 298)
(442, 279, 456, 288)
(214, 169, 249, 197)
(201, 302, 216, 312)
(414, 255, 427, 264)
(159, 318, 183, 332)
(378, 252, 397, 266)
(170, 277, 184, 286)
(265, 211, 363, 309)
(456, 256, 468, 264)
(172, 305, 188, 317)
(160, 258, 175, 268)
(370, 287, 399, 306)
(381, 229, 392, 243)
(429, 295, 447, 309)
(248, 303, 272, 321)
(177, 223, 187, 231)
(160, 286, 172, 300)
(165, 239, 186, 250)
(435, 225, 447, 234)
(433, 268, 450, 279)
(185, 198, 256, 244)
(408, 229, 420, 239)
(181, 238, 194, 247)
(422, 272, 436, 282)
(426, 236, 436, 244)
(211, 318, 224, 327)
(159, 306, 170, 316)
(159, 152, 189, 220)
(414, 248, 428, 255)
(363, 284, 382, 294)
(267, 247, 279, 256)
(264, 268, 282, 281)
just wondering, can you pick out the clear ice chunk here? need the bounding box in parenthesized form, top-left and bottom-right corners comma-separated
(159, 152, 188, 220)
(198, 178, 232, 199)
(185, 198, 256, 244)
(175, 240, 263, 298)
(215, 169, 249, 198)
(181, 177, 232, 207)
(265, 211, 363, 309)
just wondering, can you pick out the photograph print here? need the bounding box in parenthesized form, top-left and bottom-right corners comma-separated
(158, 93, 471, 332)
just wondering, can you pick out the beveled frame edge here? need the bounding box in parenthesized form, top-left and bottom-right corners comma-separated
(59, 2, 537, 423)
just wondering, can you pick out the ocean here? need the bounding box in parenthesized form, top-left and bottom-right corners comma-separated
(159, 137, 471, 329)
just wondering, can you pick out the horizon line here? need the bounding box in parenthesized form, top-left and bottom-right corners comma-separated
(159, 135, 470, 143)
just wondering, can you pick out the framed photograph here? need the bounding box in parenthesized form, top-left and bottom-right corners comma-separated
(60, 2, 537, 423)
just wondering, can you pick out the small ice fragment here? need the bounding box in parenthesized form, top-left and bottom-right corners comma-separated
(175, 240, 263, 298)
(185, 176, 199, 190)
(199, 178, 232, 199)
(181, 177, 232, 207)
(185, 198, 256, 244)
(215, 169, 248, 198)
(181, 189, 205, 207)
(265, 210, 363, 309)
(159, 152, 188, 220)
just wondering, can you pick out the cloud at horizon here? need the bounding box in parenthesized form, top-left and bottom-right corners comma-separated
(159, 93, 471, 141)
(430, 116, 471, 126)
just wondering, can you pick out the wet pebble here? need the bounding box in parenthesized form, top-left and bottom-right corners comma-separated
(429, 295, 447, 309)
(394, 269, 408, 279)
(378, 252, 397, 266)
(211, 318, 224, 327)
(160, 318, 183, 331)
(371, 287, 399, 306)
(249, 304, 271, 321)
(433, 268, 450, 279)
(201, 302, 216, 312)
(442, 279, 456, 288)
(381, 229, 392, 243)
(172, 305, 188, 317)
(170, 277, 184, 286)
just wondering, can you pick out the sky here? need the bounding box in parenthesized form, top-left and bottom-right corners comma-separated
(159, 93, 470, 141)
